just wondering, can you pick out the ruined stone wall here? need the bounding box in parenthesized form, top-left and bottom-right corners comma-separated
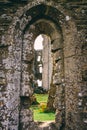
(62, 1, 87, 129)
(0, 0, 87, 130)
(42, 35, 52, 91)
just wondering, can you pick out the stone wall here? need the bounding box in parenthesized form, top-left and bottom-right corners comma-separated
(0, 0, 87, 130)
(42, 35, 52, 91)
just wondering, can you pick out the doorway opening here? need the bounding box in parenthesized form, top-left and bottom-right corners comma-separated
(31, 34, 55, 122)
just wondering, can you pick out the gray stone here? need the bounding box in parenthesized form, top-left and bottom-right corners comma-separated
(0, 0, 87, 130)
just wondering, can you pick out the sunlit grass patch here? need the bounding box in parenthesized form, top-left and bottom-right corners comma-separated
(30, 94, 55, 121)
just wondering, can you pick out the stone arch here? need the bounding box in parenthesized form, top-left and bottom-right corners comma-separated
(19, 18, 64, 129)
(2, 1, 80, 130)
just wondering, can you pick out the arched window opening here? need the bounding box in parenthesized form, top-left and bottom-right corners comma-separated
(31, 34, 55, 122)
(33, 34, 53, 91)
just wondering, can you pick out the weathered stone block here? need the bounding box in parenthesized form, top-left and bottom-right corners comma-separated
(54, 61, 63, 73)
(0, 79, 6, 85)
(23, 52, 34, 62)
(21, 84, 33, 96)
(0, 70, 6, 85)
(82, 43, 87, 54)
(22, 71, 30, 82)
(0, 1, 87, 130)
(82, 70, 87, 81)
(53, 72, 63, 85)
(23, 36, 34, 62)
(64, 56, 82, 83)
(0, 85, 6, 91)
(54, 50, 63, 63)
(20, 109, 33, 130)
(51, 38, 63, 52)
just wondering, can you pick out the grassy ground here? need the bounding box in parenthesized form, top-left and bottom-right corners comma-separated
(35, 94, 48, 103)
(30, 94, 55, 121)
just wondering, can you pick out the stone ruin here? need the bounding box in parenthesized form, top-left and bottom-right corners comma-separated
(0, 0, 87, 130)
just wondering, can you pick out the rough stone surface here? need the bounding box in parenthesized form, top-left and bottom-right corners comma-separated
(0, 0, 87, 130)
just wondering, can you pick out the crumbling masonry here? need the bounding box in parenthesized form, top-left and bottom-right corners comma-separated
(0, 0, 87, 130)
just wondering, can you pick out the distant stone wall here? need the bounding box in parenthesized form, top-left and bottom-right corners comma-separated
(42, 35, 52, 91)
(0, 0, 87, 130)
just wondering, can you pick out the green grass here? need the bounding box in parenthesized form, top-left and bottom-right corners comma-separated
(30, 94, 55, 121)
(35, 93, 48, 103)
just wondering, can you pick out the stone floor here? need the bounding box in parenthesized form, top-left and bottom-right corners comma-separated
(35, 121, 58, 130)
